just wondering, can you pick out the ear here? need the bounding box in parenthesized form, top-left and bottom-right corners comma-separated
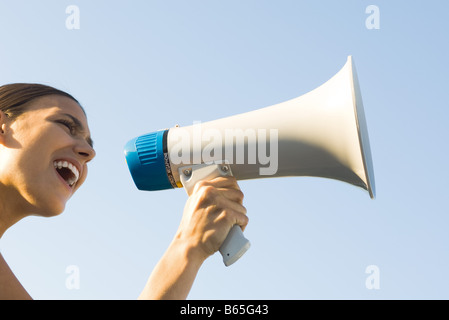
(0, 111, 9, 145)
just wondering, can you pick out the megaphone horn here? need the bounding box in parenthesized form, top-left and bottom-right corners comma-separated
(124, 55, 376, 265)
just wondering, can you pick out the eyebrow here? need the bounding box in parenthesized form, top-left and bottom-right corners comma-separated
(62, 113, 94, 148)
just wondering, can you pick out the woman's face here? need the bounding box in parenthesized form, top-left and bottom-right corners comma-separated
(0, 95, 96, 216)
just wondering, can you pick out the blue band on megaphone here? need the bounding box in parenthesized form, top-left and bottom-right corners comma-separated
(124, 129, 174, 191)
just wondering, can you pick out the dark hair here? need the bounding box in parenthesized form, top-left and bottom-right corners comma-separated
(0, 83, 83, 119)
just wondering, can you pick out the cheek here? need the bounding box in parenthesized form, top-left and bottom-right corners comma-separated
(12, 123, 59, 158)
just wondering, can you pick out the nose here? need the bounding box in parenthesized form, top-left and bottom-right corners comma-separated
(75, 140, 96, 163)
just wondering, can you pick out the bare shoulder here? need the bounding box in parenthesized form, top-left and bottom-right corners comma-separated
(0, 252, 32, 300)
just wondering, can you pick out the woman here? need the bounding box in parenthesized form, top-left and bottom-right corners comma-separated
(0, 83, 248, 300)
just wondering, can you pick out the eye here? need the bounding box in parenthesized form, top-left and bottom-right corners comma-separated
(57, 119, 77, 135)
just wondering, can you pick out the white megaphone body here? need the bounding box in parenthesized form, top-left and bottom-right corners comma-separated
(124, 56, 375, 266)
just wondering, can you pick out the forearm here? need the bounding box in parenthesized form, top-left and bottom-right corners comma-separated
(139, 176, 247, 300)
(138, 238, 205, 300)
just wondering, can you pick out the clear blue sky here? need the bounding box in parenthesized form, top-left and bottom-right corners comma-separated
(1, 0, 448, 299)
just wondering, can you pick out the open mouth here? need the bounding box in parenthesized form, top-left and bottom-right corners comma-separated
(53, 160, 80, 188)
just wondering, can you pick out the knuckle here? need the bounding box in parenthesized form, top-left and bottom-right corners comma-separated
(193, 180, 209, 193)
(194, 182, 215, 196)
(235, 189, 244, 201)
(195, 180, 210, 189)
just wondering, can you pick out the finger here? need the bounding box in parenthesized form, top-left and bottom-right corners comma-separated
(194, 177, 244, 203)
(233, 209, 249, 231)
(214, 194, 247, 216)
(216, 207, 249, 232)
(205, 176, 241, 190)
(192, 177, 244, 204)
(216, 187, 244, 204)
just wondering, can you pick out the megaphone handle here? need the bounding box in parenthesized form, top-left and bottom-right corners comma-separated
(219, 224, 251, 266)
(179, 163, 251, 266)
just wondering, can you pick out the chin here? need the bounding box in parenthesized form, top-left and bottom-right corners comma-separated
(32, 200, 67, 218)
(32, 208, 65, 218)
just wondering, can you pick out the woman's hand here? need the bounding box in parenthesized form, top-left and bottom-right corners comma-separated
(139, 176, 248, 299)
(176, 176, 248, 263)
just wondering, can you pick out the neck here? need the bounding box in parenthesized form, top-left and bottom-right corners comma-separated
(0, 221, 7, 239)
(0, 208, 27, 239)
(0, 187, 30, 239)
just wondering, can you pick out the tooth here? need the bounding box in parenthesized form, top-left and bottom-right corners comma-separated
(69, 163, 79, 179)
(53, 160, 80, 186)
(70, 163, 79, 181)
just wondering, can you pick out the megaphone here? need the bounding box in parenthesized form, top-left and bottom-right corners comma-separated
(124, 56, 375, 266)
